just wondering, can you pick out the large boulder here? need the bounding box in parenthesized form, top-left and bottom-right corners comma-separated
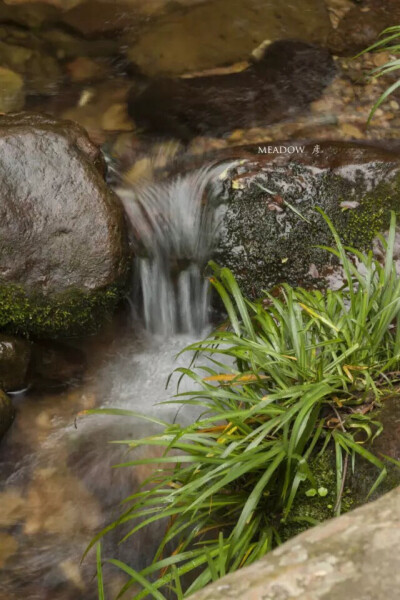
(214, 141, 400, 298)
(0, 113, 129, 337)
(190, 485, 400, 600)
(0, 390, 14, 440)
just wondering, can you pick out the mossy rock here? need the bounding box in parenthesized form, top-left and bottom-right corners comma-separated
(0, 113, 130, 338)
(214, 141, 400, 298)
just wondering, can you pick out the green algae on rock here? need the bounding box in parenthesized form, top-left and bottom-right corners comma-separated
(0, 113, 130, 338)
(213, 141, 400, 298)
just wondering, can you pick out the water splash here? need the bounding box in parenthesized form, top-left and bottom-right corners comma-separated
(118, 164, 231, 335)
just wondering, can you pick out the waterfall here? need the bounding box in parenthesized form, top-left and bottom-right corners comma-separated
(117, 164, 231, 335)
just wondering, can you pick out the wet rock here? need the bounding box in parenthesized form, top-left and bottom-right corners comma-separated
(329, 0, 400, 56)
(61, 79, 132, 143)
(24, 467, 102, 535)
(101, 103, 133, 132)
(349, 397, 400, 503)
(125, 0, 332, 77)
(61, 0, 138, 36)
(3, 0, 82, 7)
(190, 485, 400, 600)
(0, 67, 24, 112)
(39, 27, 120, 60)
(213, 140, 400, 297)
(0, 334, 31, 392)
(66, 56, 108, 82)
(0, 1, 58, 28)
(0, 489, 26, 526)
(0, 390, 15, 440)
(0, 26, 62, 95)
(0, 113, 129, 337)
(30, 342, 86, 389)
(0, 533, 18, 568)
(129, 40, 336, 141)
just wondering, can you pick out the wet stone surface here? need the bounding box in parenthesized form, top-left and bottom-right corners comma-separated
(0, 113, 129, 337)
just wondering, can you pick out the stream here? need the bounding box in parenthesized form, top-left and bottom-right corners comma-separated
(1, 0, 398, 599)
(0, 162, 222, 600)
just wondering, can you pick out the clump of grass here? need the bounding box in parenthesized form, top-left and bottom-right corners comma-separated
(357, 26, 400, 122)
(89, 210, 400, 599)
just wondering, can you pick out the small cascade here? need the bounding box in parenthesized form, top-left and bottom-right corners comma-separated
(118, 164, 230, 335)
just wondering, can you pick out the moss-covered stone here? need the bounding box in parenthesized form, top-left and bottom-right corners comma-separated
(214, 144, 400, 298)
(0, 283, 124, 338)
(0, 113, 130, 338)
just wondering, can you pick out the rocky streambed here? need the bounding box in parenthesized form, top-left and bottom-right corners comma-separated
(0, 0, 400, 599)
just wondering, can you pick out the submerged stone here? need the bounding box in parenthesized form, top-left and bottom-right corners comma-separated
(126, 0, 332, 76)
(0, 67, 24, 112)
(0, 334, 31, 392)
(129, 40, 336, 141)
(0, 113, 130, 337)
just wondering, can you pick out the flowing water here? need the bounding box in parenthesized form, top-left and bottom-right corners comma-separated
(119, 163, 231, 335)
(0, 164, 228, 600)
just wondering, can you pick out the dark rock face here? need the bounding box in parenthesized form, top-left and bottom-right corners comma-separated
(30, 341, 86, 389)
(0, 113, 129, 337)
(0, 390, 14, 440)
(128, 40, 336, 141)
(350, 397, 400, 503)
(328, 0, 400, 56)
(0, 334, 31, 392)
(213, 141, 400, 298)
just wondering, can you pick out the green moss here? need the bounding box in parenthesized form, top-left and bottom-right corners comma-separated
(338, 178, 400, 249)
(281, 448, 355, 542)
(0, 283, 124, 338)
(216, 164, 400, 299)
